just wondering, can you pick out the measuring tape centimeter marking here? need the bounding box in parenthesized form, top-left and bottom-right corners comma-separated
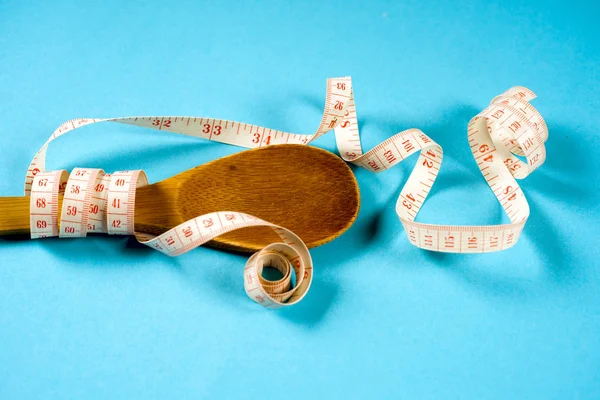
(60, 168, 104, 238)
(107, 170, 148, 235)
(29, 169, 312, 309)
(30, 170, 68, 238)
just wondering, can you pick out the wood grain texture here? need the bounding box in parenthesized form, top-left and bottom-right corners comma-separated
(0, 145, 360, 253)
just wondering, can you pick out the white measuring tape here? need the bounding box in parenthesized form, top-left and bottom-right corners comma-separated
(28, 167, 311, 310)
(24, 76, 547, 307)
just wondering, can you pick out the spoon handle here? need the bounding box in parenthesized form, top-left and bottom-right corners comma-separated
(0, 196, 31, 235)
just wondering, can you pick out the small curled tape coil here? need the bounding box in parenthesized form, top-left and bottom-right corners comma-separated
(25, 77, 547, 307)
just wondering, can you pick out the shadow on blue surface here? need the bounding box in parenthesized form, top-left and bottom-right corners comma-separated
(521, 123, 595, 283)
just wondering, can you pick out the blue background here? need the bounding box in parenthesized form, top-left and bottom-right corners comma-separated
(1, 0, 599, 398)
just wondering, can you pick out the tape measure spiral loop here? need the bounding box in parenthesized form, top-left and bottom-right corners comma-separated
(135, 212, 312, 308)
(245, 243, 309, 308)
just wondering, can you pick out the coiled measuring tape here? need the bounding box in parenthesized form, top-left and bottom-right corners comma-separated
(24, 76, 547, 307)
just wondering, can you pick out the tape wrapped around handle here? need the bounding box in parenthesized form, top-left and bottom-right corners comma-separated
(30, 168, 312, 309)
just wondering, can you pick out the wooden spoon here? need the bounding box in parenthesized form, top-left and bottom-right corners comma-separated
(0, 144, 360, 252)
